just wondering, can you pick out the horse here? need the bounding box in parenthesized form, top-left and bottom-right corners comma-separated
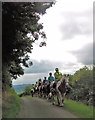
(31, 88, 35, 97)
(38, 86, 42, 97)
(49, 75, 69, 107)
(42, 82, 51, 99)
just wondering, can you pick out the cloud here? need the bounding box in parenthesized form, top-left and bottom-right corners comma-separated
(24, 59, 84, 75)
(24, 60, 63, 74)
(60, 10, 92, 40)
(24, 59, 80, 74)
(71, 43, 93, 65)
(12, 0, 94, 85)
(12, 73, 48, 85)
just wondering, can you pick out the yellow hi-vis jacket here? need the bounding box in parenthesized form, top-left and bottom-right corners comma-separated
(54, 72, 62, 81)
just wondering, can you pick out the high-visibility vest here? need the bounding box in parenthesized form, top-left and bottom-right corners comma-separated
(54, 72, 62, 81)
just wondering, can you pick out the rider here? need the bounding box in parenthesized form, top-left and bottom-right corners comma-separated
(48, 73, 55, 83)
(34, 81, 38, 92)
(32, 84, 35, 89)
(54, 68, 62, 81)
(38, 79, 42, 95)
(54, 68, 62, 93)
(35, 82, 38, 88)
(38, 79, 42, 87)
(43, 77, 48, 85)
(31, 84, 35, 96)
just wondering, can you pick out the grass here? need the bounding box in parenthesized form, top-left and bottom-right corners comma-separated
(24, 95, 32, 98)
(16, 91, 24, 95)
(2, 88, 22, 118)
(54, 97, 94, 118)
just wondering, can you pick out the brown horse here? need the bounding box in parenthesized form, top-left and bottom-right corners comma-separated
(49, 75, 69, 107)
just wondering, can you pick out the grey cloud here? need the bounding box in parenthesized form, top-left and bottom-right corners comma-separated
(60, 10, 92, 40)
(24, 59, 79, 75)
(24, 60, 63, 74)
(13, 61, 79, 85)
(72, 43, 93, 65)
(13, 73, 48, 85)
(64, 62, 76, 67)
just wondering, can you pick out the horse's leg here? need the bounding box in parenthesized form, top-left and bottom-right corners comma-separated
(57, 93, 60, 105)
(62, 94, 64, 104)
(56, 81, 63, 106)
(59, 92, 64, 107)
(41, 88, 43, 97)
(39, 87, 41, 97)
(49, 91, 55, 105)
(52, 95, 55, 105)
(56, 89, 64, 107)
(37, 88, 39, 97)
(39, 87, 40, 97)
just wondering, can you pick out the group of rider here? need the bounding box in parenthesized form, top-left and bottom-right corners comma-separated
(31, 68, 71, 107)
(38, 68, 60, 84)
(33, 68, 69, 93)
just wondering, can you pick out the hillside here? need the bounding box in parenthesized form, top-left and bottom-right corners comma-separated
(12, 84, 32, 94)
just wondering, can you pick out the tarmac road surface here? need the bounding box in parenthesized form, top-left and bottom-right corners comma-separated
(17, 97, 79, 118)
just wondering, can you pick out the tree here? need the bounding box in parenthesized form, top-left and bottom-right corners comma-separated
(24, 86, 31, 95)
(2, 2, 54, 90)
(69, 66, 93, 106)
(71, 66, 89, 85)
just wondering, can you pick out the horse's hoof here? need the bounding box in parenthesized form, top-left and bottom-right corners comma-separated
(52, 102, 55, 105)
(59, 104, 64, 107)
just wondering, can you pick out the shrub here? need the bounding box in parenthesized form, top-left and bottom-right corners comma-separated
(2, 88, 21, 118)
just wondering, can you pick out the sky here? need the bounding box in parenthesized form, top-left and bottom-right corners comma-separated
(12, 0, 93, 85)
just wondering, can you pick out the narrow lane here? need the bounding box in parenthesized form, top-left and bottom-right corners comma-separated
(18, 97, 79, 118)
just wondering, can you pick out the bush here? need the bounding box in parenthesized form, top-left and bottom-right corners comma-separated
(2, 88, 21, 118)
(69, 67, 93, 106)
(24, 86, 31, 95)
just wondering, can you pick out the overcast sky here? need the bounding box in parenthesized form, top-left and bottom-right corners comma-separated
(12, 0, 93, 85)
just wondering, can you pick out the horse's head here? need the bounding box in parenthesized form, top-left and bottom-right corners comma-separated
(60, 74, 69, 87)
(62, 74, 69, 87)
(48, 88, 56, 99)
(60, 76, 66, 84)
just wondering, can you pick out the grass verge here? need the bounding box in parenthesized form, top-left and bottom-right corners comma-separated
(54, 97, 94, 118)
(2, 88, 21, 118)
(24, 95, 32, 98)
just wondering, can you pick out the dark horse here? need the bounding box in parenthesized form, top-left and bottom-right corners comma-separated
(42, 82, 51, 98)
(49, 75, 69, 107)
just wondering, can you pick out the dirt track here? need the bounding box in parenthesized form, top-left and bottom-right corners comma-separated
(17, 97, 79, 118)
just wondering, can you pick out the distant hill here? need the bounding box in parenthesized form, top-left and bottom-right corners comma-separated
(12, 84, 32, 94)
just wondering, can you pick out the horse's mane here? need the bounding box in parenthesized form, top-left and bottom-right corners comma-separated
(60, 76, 66, 84)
